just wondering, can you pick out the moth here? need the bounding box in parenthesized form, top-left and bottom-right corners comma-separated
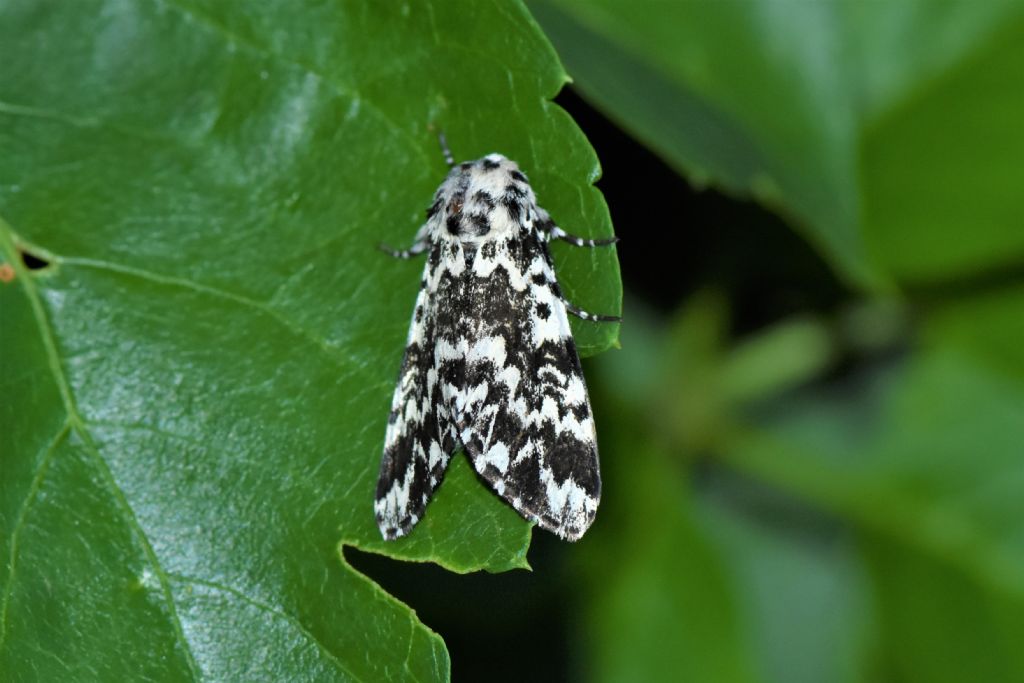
(375, 138, 619, 541)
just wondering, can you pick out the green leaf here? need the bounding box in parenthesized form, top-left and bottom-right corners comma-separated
(0, 1, 620, 679)
(533, 0, 1024, 287)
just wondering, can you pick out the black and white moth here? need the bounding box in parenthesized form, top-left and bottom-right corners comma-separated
(375, 143, 618, 542)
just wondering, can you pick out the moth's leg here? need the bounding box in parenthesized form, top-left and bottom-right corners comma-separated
(564, 300, 621, 323)
(437, 131, 455, 168)
(548, 225, 619, 248)
(378, 240, 429, 259)
(380, 222, 431, 259)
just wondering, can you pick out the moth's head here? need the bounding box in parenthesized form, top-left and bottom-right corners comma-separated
(428, 153, 536, 242)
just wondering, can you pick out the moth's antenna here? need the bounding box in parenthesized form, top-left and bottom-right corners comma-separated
(437, 131, 455, 168)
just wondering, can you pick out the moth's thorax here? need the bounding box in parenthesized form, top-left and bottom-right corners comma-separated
(427, 153, 537, 244)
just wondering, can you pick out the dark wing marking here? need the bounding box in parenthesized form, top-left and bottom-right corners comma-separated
(375, 253, 458, 540)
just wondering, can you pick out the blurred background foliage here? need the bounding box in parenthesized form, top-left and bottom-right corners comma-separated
(363, 2, 1024, 682)
(559, 2, 1024, 681)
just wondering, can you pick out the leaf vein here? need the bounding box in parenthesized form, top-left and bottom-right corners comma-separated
(165, 572, 365, 682)
(0, 422, 71, 652)
(60, 256, 350, 373)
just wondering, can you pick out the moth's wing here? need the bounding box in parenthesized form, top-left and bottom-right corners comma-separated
(375, 267, 458, 540)
(449, 239, 601, 541)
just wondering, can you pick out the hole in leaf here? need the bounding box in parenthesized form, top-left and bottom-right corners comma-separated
(18, 247, 51, 271)
(343, 535, 573, 682)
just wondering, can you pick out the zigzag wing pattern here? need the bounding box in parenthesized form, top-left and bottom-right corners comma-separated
(434, 234, 600, 540)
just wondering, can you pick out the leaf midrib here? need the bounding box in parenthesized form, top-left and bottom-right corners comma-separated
(0, 422, 70, 652)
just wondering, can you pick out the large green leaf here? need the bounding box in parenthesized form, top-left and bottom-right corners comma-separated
(0, 1, 621, 679)
(533, 0, 1024, 288)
